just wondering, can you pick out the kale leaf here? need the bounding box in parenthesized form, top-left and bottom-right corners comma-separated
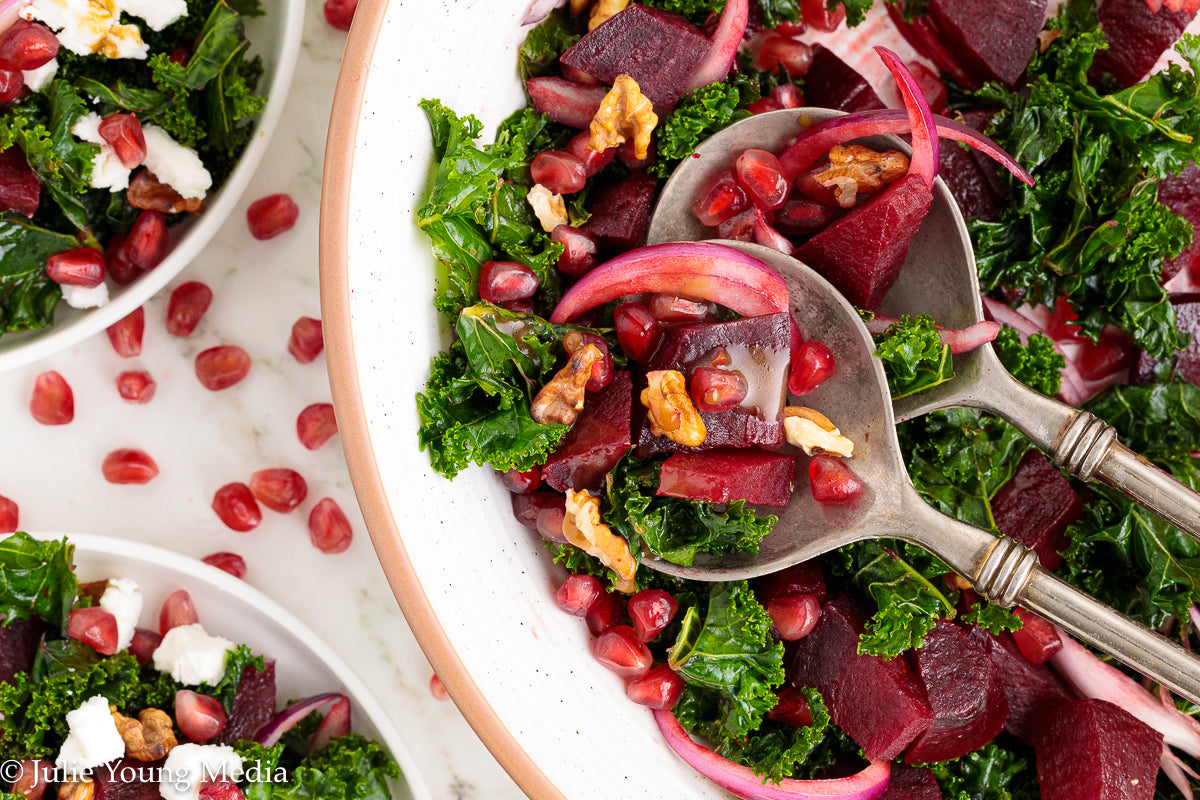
(840, 0, 875, 27)
(235, 734, 401, 800)
(0, 533, 76, 633)
(993, 328, 1064, 397)
(641, 0, 801, 29)
(650, 74, 763, 179)
(518, 10, 579, 81)
(873, 314, 954, 399)
(931, 742, 1039, 800)
(961, 601, 1022, 635)
(0, 217, 78, 333)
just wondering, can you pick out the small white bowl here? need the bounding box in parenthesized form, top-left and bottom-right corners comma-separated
(0, 0, 305, 373)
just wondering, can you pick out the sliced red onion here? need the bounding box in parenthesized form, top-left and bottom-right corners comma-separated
(981, 297, 1088, 406)
(521, 0, 566, 26)
(1165, 264, 1200, 299)
(525, 77, 608, 129)
(685, 0, 748, 92)
(1162, 746, 1197, 800)
(873, 47, 938, 190)
(308, 696, 351, 753)
(864, 313, 899, 335)
(255, 692, 347, 747)
(778, 110, 1033, 187)
(654, 709, 891, 800)
(939, 320, 1000, 354)
(550, 242, 789, 322)
(753, 210, 796, 256)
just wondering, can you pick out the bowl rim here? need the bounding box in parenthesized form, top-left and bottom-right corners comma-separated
(0, 0, 307, 374)
(318, 1, 565, 797)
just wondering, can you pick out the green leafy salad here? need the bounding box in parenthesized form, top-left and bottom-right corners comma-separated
(0, 0, 266, 336)
(0, 532, 400, 800)
(416, 0, 1200, 796)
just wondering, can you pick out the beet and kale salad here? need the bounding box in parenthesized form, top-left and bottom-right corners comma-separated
(417, 0, 1200, 797)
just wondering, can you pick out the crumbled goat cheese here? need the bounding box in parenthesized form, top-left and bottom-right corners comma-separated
(22, 58, 58, 92)
(22, 0, 147, 59)
(61, 282, 110, 310)
(160, 744, 243, 800)
(99, 578, 142, 650)
(116, 0, 187, 31)
(71, 112, 130, 192)
(55, 695, 125, 776)
(152, 623, 234, 686)
(142, 126, 212, 200)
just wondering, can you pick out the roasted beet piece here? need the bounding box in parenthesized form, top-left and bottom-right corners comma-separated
(543, 371, 632, 492)
(789, 594, 867, 695)
(656, 447, 797, 507)
(214, 659, 276, 744)
(0, 145, 40, 218)
(754, 559, 826, 605)
(1170, 301, 1200, 387)
(796, 172, 933, 310)
(634, 313, 790, 456)
(94, 756, 166, 800)
(1033, 698, 1163, 800)
(558, 4, 712, 109)
(906, 620, 1008, 763)
(879, 763, 941, 800)
(990, 450, 1082, 571)
(581, 172, 659, 257)
(938, 110, 1006, 222)
(1091, 0, 1196, 88)
(1158, 164, 1200, 286)
(0, 618, 45, 684)
(969, 627, 1071, 742)
(802, 45, 885, 112)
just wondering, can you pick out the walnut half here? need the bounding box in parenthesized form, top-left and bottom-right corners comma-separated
(112, 707, 177, 761)
(814, 144, 909, 208)
(57, 778, 93, 800)
(589, 74, 657, 161)
(531, 343, 604, 426)
(784, 407, 854, 457)
(640, 370, 706, 447)
(563, 489, 637, 593)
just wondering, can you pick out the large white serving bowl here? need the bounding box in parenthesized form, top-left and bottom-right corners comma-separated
(35, 532, 432, 800)
(0, 0, 305, 373)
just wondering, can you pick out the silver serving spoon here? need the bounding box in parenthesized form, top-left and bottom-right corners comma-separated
(646, 107, 1200, 542)
(642, 239, 1200, 705)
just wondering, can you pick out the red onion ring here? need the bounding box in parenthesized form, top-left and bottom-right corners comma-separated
(254, 692, 347, 747)
(873, 47, 938, 189)
(520, 0, 566, 26)
(685, 0, 748, 92)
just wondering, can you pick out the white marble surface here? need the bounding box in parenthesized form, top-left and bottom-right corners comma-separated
(0, 6, 525, 800)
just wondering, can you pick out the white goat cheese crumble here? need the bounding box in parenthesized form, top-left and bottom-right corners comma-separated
(55, 695, 125, 775)
(22, 58, 58, 92)
(152, 623, 234, 686)
(61, 281, 110, 309)
(99, 578, 143, 651)
(71, 112, 130, 192)
(22, 0, 148, 59)
(142, 125, 212, 200)
(160, 744, 244, 800)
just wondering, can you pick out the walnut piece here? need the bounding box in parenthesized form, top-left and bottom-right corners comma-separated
(563, 489, 637, 593)
(589, 74, 657, 161)
(112, 707, 177, 761)
(531, 343, 604, 425)
(814, 144, 909, 208)
(527, 183, 568, 233)
(76, 580, 110, 605)
(127, 169, 205, 214)
(640, 370, 706, 447)
(57, 778, 93, 800)
(588, 0, 629, 29)
(784, 406, 854, 457)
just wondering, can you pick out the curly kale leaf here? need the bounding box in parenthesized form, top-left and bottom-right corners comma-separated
(518, 10, 579, 81)
(994, 328, 1064, 397)
(0, 533, 76, 633)
(642, 0, 801, 28)
(0, 217, 76, 333)
(873, 314, 954, 399)
(931, 742, 1039, 800)
(961, 601, 1022, 635)
(235, 734, 401, 800)
(650, 74, 764, 178)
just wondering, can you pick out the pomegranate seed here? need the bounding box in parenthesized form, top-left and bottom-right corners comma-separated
(30, 371, 73, 425)
(757, 34, 814, 77)
(297, 403, 338, 449)
(531, 150, 587, 195)
(536, 505, 568, 543)
(502, 297, 536, 314)
(246, 193, 299, 240)
(695, 172, 749, 227)
(116, 370, 156, 403)
(614, 301, 661, 363)
(97, 114, 146, 169)
(563, 330, 614, 391)
(106, 306, 145, 358)
(809, 455, 864, 505)
(309, 498, 353, 554)
(766, 593, 821, 640)
(551, 224, 598, 277)
(627, 590, 678, 642)
(616, 138, 654, 171)
(195, 345, 251, 391)
(168, 46, 190, 66)
(0, 495, 17, 534)
(557, 574, 603, 616)
(175, 690, 226, 742)
(789, 340, 836, 396)
(512, 491, 563, 530)
(717, 206, 759, 241)
(248, 468, 308, 513)
(125, 210, 168, 271)
(10, 759, 50, 800)
(586, 590, 624, 636)
(430, 674, 449, 700)
(129, 627, 162, 664)
(775, 198, 835, 235)
(1011, 608, 1063, 664)
(212, 483, 261, 532)
(907, 61, 947, 115)
(771, 83, 804, 108)
(479, 260, 538, 304)
(747, 97, 784, 115)
(593, 625, 653, 677)
(767, 686, 814, 727)
(625, 663, 684, 710)
(736, 149, 789, 211)
(498, 465, 541, 493)
(68, 607, 118, 655)
(166, 281, 213, 337)
(159, 590, 199, 635)
(794, 160, 840, 207)
(0, 22, 58, 70)
(198, 781, 244, 800)
(649, 294, 710, 324)
(45, 247, 105, 287)
(105, 233, 139, 285)
(102, 449, 158, 484)
(0, 67, 23, 103)
(202, 552, 247, 578)
(802, 0, 845, 31)
(288, 317, 324, 363)
(565, 131, 615, 176)
(323, 0, 357, 30)
(690, 367, 747, 413)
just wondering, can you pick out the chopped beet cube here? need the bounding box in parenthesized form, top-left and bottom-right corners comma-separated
(938, 110, 1006, 222)
(927, 0, 1045, 87)
(796, 172, 933, 310)
(94, 756, 166, 800)
(1133, 301, 1200, 385)
(1158, 164, 1200, 285)
(1091, 0, 1196, 88)
(905, 620, 1008, 763)
(0, 146, 40, 218)
(657, 447, 796, 507)
(990, 451, 1082, 571)
(544, 371, 632, 492)
(634, 313, 790, 456)
(558, 4, 712, 109)
(969, 627, 1071, 742)
(1033, 698, 1163, 800)
(214, 659, 276, 744)
(789, 594, 869, 695)
(0, 618, 44, 684)
(581, 172, 659, 257)
(802, 46, 885, 112)
(753, 559, 827, 605)
(880, 763, 941, 800)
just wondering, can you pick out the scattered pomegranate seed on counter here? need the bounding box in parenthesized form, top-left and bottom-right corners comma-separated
(323, 0, 358, 31)
(30, 371, 74, 425)
(297, 403, 338, 450)
(202, 552, 247, 578)
(429, 674, 449, 701)
(175, 690, 227, 742)
(288, 317, 324, 363)
(246, 193, 299, 240)
(102, 449, 159, 485)
(166, 281, 214, 336)
(0, 495, 17, 533)
(107, 307, 145, 357)
(308, 498, 353, 554)
(68, 606, 118, 655)
(195, 345, 251, 391)
(159, 590, 199, 635)
(212, 483, 262, 532)
(116, 371, 156, 404)
(248, 468, 308, 513)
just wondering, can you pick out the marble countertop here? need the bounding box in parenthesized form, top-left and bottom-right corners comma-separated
(0, 7, 526, 800)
